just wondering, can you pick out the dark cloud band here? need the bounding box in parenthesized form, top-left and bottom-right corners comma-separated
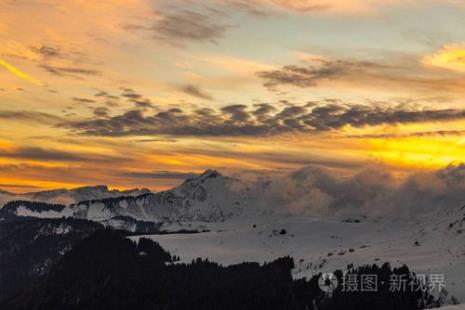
(0, 147, 126, 163)
(257, 59, 383, 90)
(62, 103, 465, 137)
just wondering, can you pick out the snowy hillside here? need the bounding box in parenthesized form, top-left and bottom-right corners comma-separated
(0, 185, 150, 208)
(131, 204, 465, 302)
(0, 201, 161, 233)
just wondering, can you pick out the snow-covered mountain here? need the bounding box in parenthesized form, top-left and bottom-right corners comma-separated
(0, 185, 150, 208)
(0, 201, 162, 233)
(0, 170, 260, 230)
(70, 170, 259, 223)
(0, 201, 71, 219)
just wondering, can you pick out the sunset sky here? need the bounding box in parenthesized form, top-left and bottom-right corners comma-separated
(2, 0, 465, 192)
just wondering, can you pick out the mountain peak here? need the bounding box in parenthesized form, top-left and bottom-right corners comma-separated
(76, 185, 109, 192)
(199, 170, 221, 179)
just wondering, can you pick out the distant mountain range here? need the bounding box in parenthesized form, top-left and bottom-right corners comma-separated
(0, 170, 265, 226)
(0, 185, 150, 207)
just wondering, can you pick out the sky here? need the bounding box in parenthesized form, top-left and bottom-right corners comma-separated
(2, 0, 465, 192)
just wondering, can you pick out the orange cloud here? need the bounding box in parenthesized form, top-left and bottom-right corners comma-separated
(423, 43, 465, 72)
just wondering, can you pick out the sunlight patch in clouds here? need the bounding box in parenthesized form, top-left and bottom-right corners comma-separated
(423, 43, 465, 72)
(368, 136, 465, 170)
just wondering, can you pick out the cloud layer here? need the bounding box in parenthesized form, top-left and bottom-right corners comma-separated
(257, 59, 382, 89)
(126, 8, 231, 46)
(62, 103, 465, 137)
(0, 146, 126, 163)
(252, 164, 465, 217)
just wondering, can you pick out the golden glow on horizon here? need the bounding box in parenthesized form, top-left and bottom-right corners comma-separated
(368, 137, 465, 170)
(0, 176, 82, 192)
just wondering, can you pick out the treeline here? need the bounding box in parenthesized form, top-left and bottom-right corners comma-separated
(2, 230, 446, 310)
(0, 200, 66, 218)
(0, 217, 103, 303)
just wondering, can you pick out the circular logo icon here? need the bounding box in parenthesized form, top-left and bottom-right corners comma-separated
(318, 273, 339, 294)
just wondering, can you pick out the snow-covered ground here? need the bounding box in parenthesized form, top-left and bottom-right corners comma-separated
(130, 205, 465, 302)
(439, 305, 465, 310)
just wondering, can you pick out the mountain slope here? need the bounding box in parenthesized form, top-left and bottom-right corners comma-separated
(71, 170, 258, 223)
(0, 185, 150, 208)
(131, 204, 465, 302)
(0, 216, 103, 303)
(0, 201, 162, 233)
